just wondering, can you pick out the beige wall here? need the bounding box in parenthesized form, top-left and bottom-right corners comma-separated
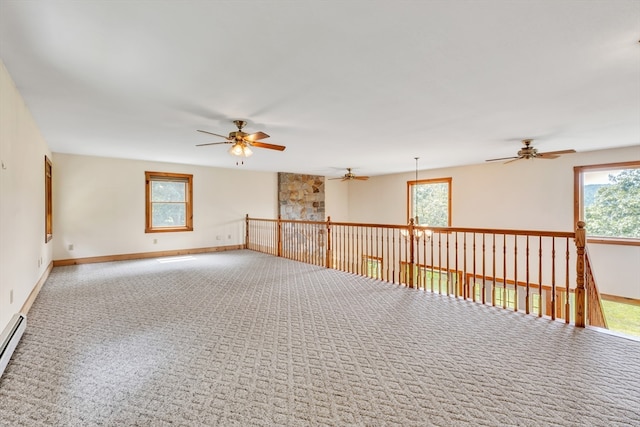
(52, 153, 278, 260)
(345, 145, 640, 298)
(0, 61, 53, 330)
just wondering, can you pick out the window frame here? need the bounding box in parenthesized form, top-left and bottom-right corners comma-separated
(573, 160, 640, 246)
(145, 171, 193, 233)
(45, 156, 53, 243)
(406, 177, 452, 226)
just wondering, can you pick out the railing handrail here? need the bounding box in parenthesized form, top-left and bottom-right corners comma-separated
(261, 216, 576, 238)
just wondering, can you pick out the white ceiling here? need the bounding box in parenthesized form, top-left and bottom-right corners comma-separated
(1, 1, 638, 177)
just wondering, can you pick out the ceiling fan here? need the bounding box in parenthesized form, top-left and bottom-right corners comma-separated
(329, 168, 370, 182)
(196, 120, 286, 158)
(486, 139, 576, 164)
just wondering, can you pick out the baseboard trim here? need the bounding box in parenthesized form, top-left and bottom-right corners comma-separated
(53, 244, 244, 267)
(20, 261, 53, 315)
(601, 293, 640, 306)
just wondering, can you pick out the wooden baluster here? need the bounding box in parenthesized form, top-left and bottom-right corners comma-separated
(455, 232, 460, 298)
(391, 228, 396, 284)
(463, 233, 468, 299)
(513, 237, 518, 312)
(277, 215, 282, 258)
(326, 217, 332, 269)
(538, 236, 543, 317)
(525, 235, 530, 315)
(492, 234, 496, 306)
(482, 233, 486, 304)
(385, 228, 390, 282)
(437, 232, 442, 294)
(472, 233, 477, 302)
(339, 225, 344, 272)
(503, 234, 507, 309)
(565, 237, 570, 323)
(245, 214, 250, 249)
(408, 218, 415, 288)
(429, 231, 434, 292)
(551, 237, 556, 320)
(446, 232, 451, 296)
(575, 222, 586, 327)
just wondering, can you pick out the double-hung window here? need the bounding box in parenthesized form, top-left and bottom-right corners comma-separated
(145, 172, 193, 233)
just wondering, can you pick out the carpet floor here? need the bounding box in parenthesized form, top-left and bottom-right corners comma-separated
(0, 250, 639, 426)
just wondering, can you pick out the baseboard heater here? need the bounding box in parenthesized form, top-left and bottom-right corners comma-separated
(0, 313, 26, 378)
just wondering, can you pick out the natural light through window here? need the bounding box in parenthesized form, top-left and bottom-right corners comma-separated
(407, 178, 451, 227)
(145, 172, 193, 233)
(575, 161, 640, 243)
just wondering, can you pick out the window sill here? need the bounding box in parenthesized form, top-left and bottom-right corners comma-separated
(145, 227, 193, 233)
(587, 237, 640, 247)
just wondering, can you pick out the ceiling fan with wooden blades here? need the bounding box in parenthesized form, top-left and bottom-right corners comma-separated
(196, 120, 286, 159)
(486, 139, 576, 164)
(329, 168, 370, 182)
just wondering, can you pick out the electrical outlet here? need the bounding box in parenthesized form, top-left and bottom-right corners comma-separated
(216, 235, 222, 240)
(68, 244, 74, 251)
(228, 234, 232, 240)
(9, 289, 13, 304)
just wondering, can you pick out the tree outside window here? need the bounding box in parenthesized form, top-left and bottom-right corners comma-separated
(408, 178, 451, 227)
(575, 162, 640, 242)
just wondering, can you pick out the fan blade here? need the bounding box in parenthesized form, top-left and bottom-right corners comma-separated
(354, 176, 370, 180)
(197, 129, 230, 139)
(195, 141, 230, 147)
(537, 149, 576, 157)
(250, 141, 286, 151)
(504, 157, 523, 164)
(486, 156, 518, 162)
(536, 154, 560, 159)
(328, 177, 343, 180)
(245, 131, 270, 141)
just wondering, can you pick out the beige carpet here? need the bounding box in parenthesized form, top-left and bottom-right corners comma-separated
(1, 250, 639, 426)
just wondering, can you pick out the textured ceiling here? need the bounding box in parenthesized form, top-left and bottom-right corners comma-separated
(1, 1, 638, 177)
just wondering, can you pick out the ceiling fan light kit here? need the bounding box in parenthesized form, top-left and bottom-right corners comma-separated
(196, 120, 285, 160)
(229, 143, 252, 157)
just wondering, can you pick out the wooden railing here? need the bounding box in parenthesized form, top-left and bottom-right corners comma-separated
(246, 215, 607, 328)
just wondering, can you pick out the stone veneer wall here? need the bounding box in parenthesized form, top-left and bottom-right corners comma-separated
(278, 173, 325, 220)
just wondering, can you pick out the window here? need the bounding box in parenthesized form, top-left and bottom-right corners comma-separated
(45, 156, 53, 243)
(574, 161, 640, 244)
(407, 177, 451, 227)
(362, 256, 382, 279)
(145, 172, 193, 233)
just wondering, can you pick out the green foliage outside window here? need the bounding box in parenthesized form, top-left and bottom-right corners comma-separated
(584, 168, 640, 239)
(411, 180, 449, 227)
(151, 181, 187, 227)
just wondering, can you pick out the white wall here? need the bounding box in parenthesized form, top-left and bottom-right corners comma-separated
(0, 61, 53, 331)
(325, 179, 349, 222)
(53, 153, 278, 260)
(345, 145, 640, 298)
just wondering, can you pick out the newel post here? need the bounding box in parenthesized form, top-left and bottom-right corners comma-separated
(325, 216, 332, 269)
(277, 215, 283, 257)
(245, 214, 250, 249)
(408, 218, 415, 289)
(575, 221, 586, 327)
